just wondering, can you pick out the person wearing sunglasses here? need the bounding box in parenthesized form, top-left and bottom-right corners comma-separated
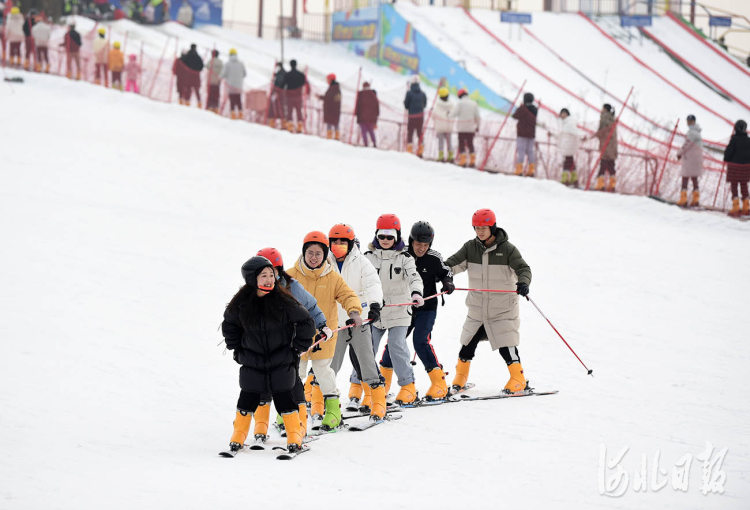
(326, 224, 388, 422)
(363, 214, 425, 404)
(445, 208, 532, 395)
(286, 231, 363, 431)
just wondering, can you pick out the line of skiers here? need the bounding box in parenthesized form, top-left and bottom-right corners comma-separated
(3, 7, 53, 73)
(221, 209, 532, 454)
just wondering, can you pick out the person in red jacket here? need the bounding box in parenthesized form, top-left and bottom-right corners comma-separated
(512, 92, 538, 177)
(356, 82, 379, 148)
(318, 73, 342, 140)
(60, 23, 82, 80)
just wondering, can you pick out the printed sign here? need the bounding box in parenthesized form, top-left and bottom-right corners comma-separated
(620, 15, 653, 28)
(500, 12, 532, 24)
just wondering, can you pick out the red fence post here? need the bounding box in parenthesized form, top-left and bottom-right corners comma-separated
(168, 37, 178, 103)
(148, 36, 170, 100)
(348, 66, 362, 145)
(584, 86, 634, 191)
(652, 118, 680, 197)
(479, 79, 527, 172)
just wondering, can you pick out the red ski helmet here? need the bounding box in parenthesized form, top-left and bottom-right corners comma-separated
(472, 208, 497, 227)
(376, 214, 401, 231)
(326, 73, 336, 83)
(256, 247, 283, 268)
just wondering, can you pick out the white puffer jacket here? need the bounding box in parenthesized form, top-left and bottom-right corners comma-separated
(330, 244, 383, 327)
(450, 95, 481, 133)
(364, 243, 424, 329)
(31, 22, 52, 46)
(6, 13, 25, 43)
(433, 98, 453, 134)
(92, 36, 108, 64)
(557, 115, 580, 157)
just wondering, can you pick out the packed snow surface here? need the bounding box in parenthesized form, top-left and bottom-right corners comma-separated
(1, 70, 749, 509)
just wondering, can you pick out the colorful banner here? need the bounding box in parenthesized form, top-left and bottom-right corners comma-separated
(107, 0, 223, 26)
(331, 4, 512, 113)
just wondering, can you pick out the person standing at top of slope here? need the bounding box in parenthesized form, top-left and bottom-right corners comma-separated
(283, 59, 309, 133)
(356, 81, 380, 148)
(60, 22, 82, 80)
(452, 88, 482, 168)
(554, 108, 580, 187)
(251, 247, 328, 444)
(724, 120, 750, 217)
(5, 7, 25, 68)
(433, 87, 454, 163)
(205, 49, 223, 114)
(31, 15, 52, 73)
(269, 62, 287, 128)
(221, 256, 315, 455)
(512, 92, 538, 177)
(446, 209, 532, 395)
(286, 232, 363, 431)
(124, 54, 141, 93)
(587, 104, 619, 192)
(363, 214, 425, 404)
(108, 41, 124, 90)
(404, 75, 427, 157)
(326, 224, 387, 420)
(93, 28, 109, 86)
(176, 0, 194, 27)
(21, 8, 36, 71)
(675, 114, 703, 208)
(181, 44, 204, 107)
(221, 48, 246, 120)
(405, 221, 454, 401)
(318, 73, 342, 140)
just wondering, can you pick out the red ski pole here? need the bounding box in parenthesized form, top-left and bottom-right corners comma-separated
(527, 296, 593, 377)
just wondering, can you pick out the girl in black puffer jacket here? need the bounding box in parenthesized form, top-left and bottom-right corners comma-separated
(221, 256, 315, 454)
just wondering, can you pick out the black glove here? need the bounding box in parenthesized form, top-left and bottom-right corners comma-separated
(367, 302, 382, 323)
(311, 341, 322, 353)
(441, 279, 455, 295)
(516, 282, 529, 299)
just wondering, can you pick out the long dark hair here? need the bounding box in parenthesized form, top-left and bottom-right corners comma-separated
(226, 281, 299, 326)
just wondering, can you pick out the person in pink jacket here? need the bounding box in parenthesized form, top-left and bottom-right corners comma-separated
(124, 54, 141, 93)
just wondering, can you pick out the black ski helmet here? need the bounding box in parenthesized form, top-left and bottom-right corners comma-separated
(735, 119, 747, 133)
(241, 256, 273, 285)
(409, 221, 435, 245)
(523, 92, 534, 104)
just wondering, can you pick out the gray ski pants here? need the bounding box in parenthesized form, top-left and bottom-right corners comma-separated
(515, 136, 536, 164)
(331, 324, 382, 386)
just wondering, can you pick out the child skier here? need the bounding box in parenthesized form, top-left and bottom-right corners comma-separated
(445, 209, 532, 394)
(432, 87, 454, 163)
(124, 54, 141, 94)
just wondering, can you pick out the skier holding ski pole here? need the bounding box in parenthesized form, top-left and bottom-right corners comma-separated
(445, 208, 532, 394)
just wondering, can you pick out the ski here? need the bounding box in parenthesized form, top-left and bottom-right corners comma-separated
(348, 413, 403, 432)
(248, 435, 268, 450)
(273, 445, 310, 460)
(447, 382, 476, 396)
(342, 405, 402, 421)
(448, 389, 559, 403)
(218, 444, 248, 458)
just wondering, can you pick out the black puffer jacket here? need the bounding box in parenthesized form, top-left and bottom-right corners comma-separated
(181, 49, 204, 72)
(222, 288, 315, 393)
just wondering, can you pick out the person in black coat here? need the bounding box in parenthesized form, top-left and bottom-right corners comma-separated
(403, 76, 427, 156)
(180, 44, 204, 107)
(406, 221, 454, 400)
(283, 59, 308, 132)
(724, 119, 750, 216)
(222, 256, 315, 453)
(22, 9, 37, 71)
(269, 62, 287, 126)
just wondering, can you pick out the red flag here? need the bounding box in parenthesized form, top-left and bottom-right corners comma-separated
(303, 0, 308, 14)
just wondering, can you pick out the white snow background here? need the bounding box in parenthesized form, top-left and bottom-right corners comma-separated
(1, 69, 749, 509)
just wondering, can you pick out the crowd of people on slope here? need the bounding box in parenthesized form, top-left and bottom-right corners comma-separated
(53, 0, 195, 27)
(220, 210, 532, 454)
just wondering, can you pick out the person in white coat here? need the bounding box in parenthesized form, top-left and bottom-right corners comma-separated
(176, 0, 194, 27)
(31, 17, 51, 73)
(92, 27, 109, 86)
(451, 88, 481, 167)
(5, 7, 25, 67)
(556, 108, 581, 186)
(364, 214, 424, 405)
(675, 114, 703, 207)
(432, 87, 454, 163)
(327, 224, 387, 421)
(220, 48, 247, 119)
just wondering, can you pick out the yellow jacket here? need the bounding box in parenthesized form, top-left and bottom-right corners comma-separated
(287, 257, 362, 360)
(109, 49, 124, 72)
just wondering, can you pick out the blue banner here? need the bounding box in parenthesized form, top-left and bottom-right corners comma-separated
(708, 16, 732, 28)
(500, 12, 532, 24)
(107, 0, 223, 26)
(620, 15, 652, 28)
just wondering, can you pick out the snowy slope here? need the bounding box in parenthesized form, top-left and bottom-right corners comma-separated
(643, 15, 750, 111)
(1, 71, 749, 510)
